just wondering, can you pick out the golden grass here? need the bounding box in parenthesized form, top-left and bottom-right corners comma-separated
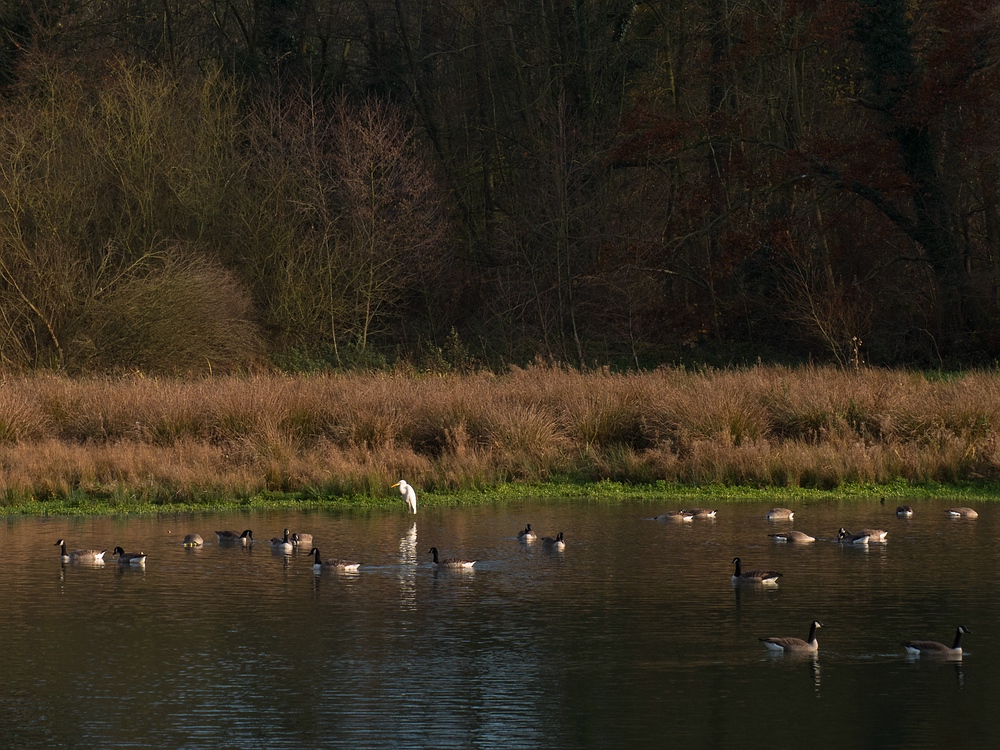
(1, 364, 999, 504)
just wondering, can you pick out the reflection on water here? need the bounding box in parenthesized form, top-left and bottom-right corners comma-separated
(398, 521, 417, 612)
(0, 499, 997, 749)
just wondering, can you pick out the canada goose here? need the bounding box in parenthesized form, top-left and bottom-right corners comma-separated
(53, 539, 106, 563)
(946, 507, 979, 518)
(857, 528, 888, 542)
(769, 530, 816, 543)
(290, 532, 313, 547)
(308, 547, 360, 572)
(655, 510, 694, 522)
(428, 547, 475, 568)
(517, 524, 537, 542)
(896, 505, 913, 518)
(685, 508, 718, 519)
(392, 479, 417, 514)
(731, 557, 782, 585)
(269, 529, 293, 554)
(541, 531, 566, 549)
(760, 620, 823, 654)
(836, 528, 871, 545)
(216, 529, 254, 545)
(112, 546, 147, 566)
(766, 508, 794, 520)
(902, 625, 971, 658)
(182, 533, 204, 547)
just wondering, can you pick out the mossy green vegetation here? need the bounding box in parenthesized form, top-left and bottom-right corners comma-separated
(6, 478, 1000, 518)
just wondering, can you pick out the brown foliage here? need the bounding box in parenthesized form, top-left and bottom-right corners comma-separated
(0, 365, 999, 503)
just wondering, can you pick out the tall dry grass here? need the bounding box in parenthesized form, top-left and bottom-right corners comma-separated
(0, 365, 999, 504)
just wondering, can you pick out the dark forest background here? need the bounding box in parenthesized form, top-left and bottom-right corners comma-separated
(0, 0, 997, 374)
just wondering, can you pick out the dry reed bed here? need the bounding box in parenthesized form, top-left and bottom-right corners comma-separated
(0, 365, 998, 503)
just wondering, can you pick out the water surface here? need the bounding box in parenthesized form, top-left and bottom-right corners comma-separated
(2, 498, 995, 749)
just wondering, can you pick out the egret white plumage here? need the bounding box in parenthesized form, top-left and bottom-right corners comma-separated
(392, 479, 417, 514)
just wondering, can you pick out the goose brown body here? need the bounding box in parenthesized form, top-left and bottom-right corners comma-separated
(655, 510, 694, 522)
(731, 557, 782, 585)
(428, 547, 475, 568)
(765, 508, 794, 520)
(541, 532, 566, 549)
(309, 547, 360, 572)
(216, 530, 254, 545)
(761, 620, 823, 653)
(857, 528, 888, 542)
(769, 531, 815, 543)
(517, 524, 537, 542)
(836, 528, 871, 545)
(54, 540, 106, 563)
(903, 626, 971, 657)
(946, 507, 979, 518)
(113, 546, 147, 566)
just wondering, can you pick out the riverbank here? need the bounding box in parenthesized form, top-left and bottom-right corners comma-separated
(6, 478, 1000, 517)
(1, 365, 1000, 515)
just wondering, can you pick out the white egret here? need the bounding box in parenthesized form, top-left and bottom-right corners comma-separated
(392, 479, 417, 514)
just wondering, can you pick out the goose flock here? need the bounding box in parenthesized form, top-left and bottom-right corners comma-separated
(52, 480, 978, 661)
(655, 500, 980, 659)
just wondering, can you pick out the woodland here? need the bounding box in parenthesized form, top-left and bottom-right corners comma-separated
(0, 1, 997, 374)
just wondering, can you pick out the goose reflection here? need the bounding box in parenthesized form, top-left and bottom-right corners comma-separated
(762, 647, 822, 694)
(398, 523, 417, 610)
(903, 651, 966, 688)
(732, 578, 779, 609)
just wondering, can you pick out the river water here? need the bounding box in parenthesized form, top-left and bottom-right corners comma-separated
(2, 498, 994, 749)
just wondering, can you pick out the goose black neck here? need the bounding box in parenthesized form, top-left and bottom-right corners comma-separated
(733, 558, 741, 576)
(429, 547, 439, 563)
(953, 627, 966, 650)
(310, 548, 321, 564)
(808, 621, 819, 643)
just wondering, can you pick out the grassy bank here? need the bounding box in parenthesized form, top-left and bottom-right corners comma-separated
(5, 479, 1000, 517)
(1, 365, 1000, 515)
